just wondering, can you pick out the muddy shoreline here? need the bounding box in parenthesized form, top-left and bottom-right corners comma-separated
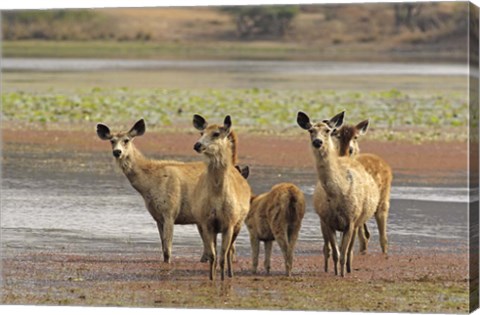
(1, 248, 469, 312)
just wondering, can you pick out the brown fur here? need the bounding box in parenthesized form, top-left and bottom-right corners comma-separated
(192, 116, 251, 280)
(334, 122, 393, 254)
(245, 183, 305, 276)
(297, 111, 380, 276)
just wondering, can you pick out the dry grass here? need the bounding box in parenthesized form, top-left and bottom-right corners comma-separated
(98, 7, 234, 41)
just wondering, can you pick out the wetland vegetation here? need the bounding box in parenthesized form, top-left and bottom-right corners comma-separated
(2, 87, 468, 142)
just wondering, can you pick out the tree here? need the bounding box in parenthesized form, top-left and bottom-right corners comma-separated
(393, 3, 442, 33)
(223, 6, 299, 39)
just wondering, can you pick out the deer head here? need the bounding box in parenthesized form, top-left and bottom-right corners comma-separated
(297, 111, 345, 156)
(332, 120, 369, 157)
(192, 114, 233, 158)
(96, 119, 146, 160)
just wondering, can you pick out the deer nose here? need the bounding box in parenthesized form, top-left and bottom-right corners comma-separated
(193, 142, 203, 153)
(113, 149, 122, 158)
(312, 139, 323, 148)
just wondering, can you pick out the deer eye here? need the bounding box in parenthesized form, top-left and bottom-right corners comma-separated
(212, 132, 220, 138)
(200, 132, 204, 136)
(110, 139, 115, 144)
(123, 139, 130, 144)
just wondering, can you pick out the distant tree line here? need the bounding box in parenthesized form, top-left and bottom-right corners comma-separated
(1, 4, 468, 43)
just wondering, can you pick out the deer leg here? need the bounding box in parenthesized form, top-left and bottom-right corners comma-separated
(320, 221, 332, 273)
(347, 227, 357, 273)
(162, 219, 175, 264)
(249, 233, 260, 274)
(197, 225, 209, 263)
(155, 220, 170, 263)
(227, 225, 241, 278)
(357, 223, 370, 255)
(220, 227, 234, 281)
(230, 244, 237, 263)
(329, 231, 339, 276)
(375, 202, 389, 254)
(339, 223, 355, 277)
(208, 236, 217, 281)
(287, 225, 300, 276)
(264, 240, 273, 275)
(199, 224, 216, 280)
(276, 233, 291, 277)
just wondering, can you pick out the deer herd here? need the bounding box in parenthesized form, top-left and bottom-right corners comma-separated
(96, 110, 392, 280)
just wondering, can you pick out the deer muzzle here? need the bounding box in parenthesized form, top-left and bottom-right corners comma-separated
(113, 149, 122, 158)
(193, 142, 204, 153)
(312, 139, 323, 149)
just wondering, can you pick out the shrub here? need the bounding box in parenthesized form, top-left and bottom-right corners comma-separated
(222, 5, 299, 39)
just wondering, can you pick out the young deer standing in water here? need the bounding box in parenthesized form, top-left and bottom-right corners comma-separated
(96, 119, 205, 263)
(245, 183, 305, 276)
(333, 120, 392, 254)
(297, 111, 379, 276)
(192, 115, 251, 280)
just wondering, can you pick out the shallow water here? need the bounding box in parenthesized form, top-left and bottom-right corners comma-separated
(3, 58, 467, 76)
(1, 160, 470, 257)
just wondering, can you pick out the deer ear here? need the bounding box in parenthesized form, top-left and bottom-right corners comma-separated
(242, 165, 250, 179)
(223, 115, 232, 132)
(297, 111, 312, 130)
(128, 119, 146, 138)
(235, 165, 250, 179)
(96, 123, 112, 140)
(356, 119, 369, 135)
(329, 111, 345, 129)
(193, 114, 207, 131)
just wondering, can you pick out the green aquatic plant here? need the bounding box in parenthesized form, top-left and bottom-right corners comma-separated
(1, 87, 468, 141)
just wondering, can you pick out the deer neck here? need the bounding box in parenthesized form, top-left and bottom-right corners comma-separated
(205, 145, 232, 190)
(314, 142, 346, 195)
(117, 145, 149, 187)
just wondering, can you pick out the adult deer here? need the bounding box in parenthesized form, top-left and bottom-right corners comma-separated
(297, 111, 379, 276)
(192, 114, 251, 280)
(333, 120, 392, 254)
(97, 119, 204, 263)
